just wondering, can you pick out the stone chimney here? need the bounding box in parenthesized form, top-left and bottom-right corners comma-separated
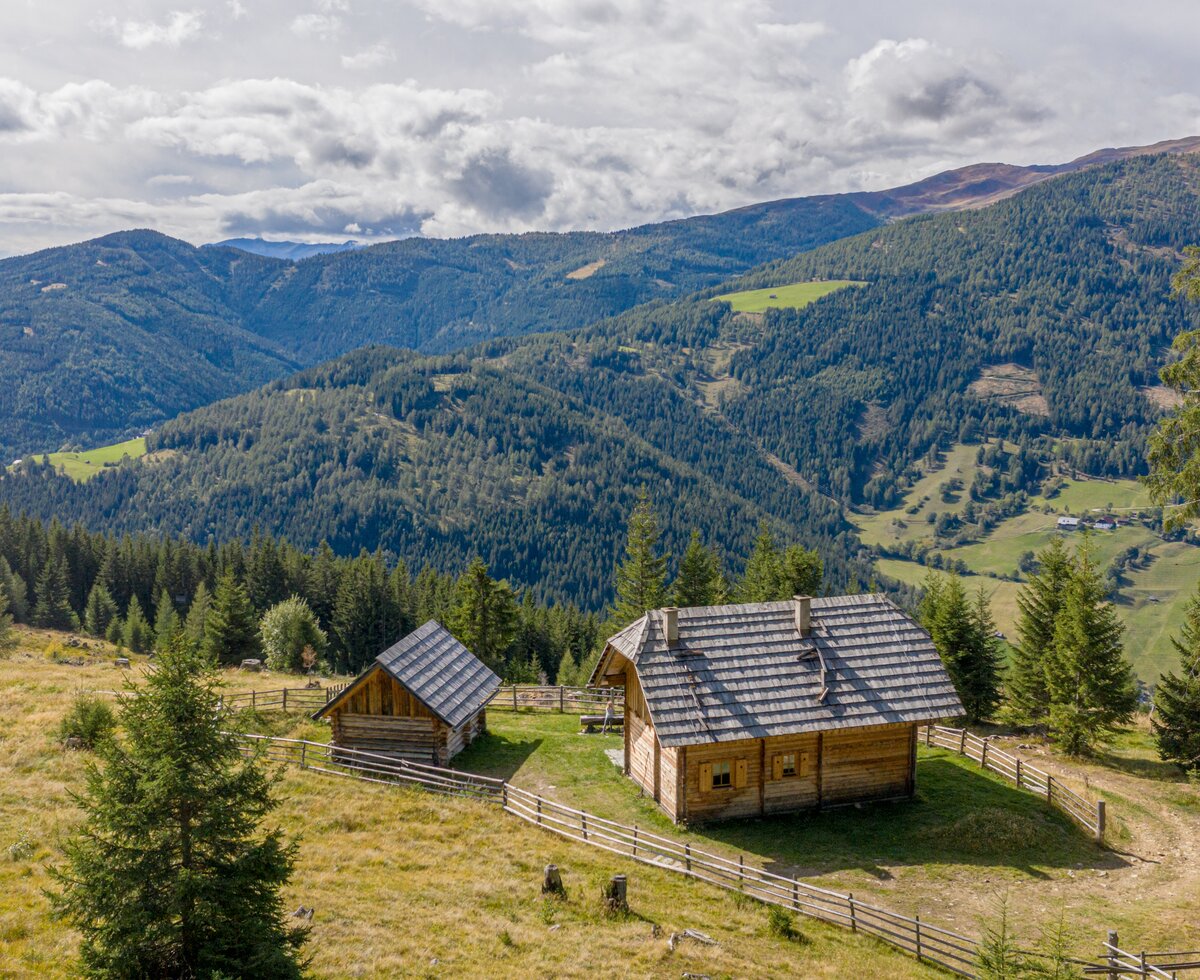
(663, 607, 679, 645)
(794, 595, 812, 637)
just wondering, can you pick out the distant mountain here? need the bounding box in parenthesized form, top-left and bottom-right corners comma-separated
(0, 136, 1196, 459)
(6, 151, 1199, 610)
(206, 238, 365, 261)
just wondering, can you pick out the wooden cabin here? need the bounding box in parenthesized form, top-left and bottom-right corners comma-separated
(591, 595, 962, 824)
(313, 620, 500, 766)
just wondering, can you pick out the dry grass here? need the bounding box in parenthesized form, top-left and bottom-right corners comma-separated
(0, 635, 939, 979)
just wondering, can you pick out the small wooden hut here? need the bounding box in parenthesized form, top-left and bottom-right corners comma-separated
(591, 595, 962, 824)
(313, 621, 500, 765)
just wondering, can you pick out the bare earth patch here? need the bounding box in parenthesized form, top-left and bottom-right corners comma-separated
(566, 258, 606, 280)
(1140, 385, 1183, 410)
(968, 363, 1050, 417)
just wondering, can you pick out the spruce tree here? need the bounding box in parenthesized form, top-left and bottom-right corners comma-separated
(184, 580, 212, 647)
(153, 589, 181, 652)
(49, 638, 306, 977)
(447, 557, 517, 674)
(611, 489, 668, 625)
(671, 531, 725, 607)
(1152, 586, 1200, 772)
(83, 581, 119, 638)
(961, 586, 1004, 724)
(203, 572, 260, 665)
(1045, 536, 1138, 755)
(779, 544, 823, 599)
(1010, 536, 1071, 727)
(0, 584, 16, 654)
(736, 522, 782, 603)
(122, 596, 153, 654)
(0, 555, 28, 622)
(920, 572, 980, 721)
(33, 555, 79, 631)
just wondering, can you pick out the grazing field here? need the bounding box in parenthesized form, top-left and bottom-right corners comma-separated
(710, 279, 863, 313)
(0, 638, 939, 979)
(17, 437, 148, 483)
(855, 442, 1197, 682)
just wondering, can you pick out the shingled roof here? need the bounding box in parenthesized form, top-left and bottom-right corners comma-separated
(593, 595, 962, 748)
(315, 620, 500, 728)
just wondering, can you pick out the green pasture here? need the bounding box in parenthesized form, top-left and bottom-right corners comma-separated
(25, 437, 147, 483)
(710, 279, 863, 313)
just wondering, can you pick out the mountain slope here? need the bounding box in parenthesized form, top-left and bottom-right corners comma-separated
(5, 152, 1200, 613)
(4, 137, 1195, 459)
(206, 238, 364, 260)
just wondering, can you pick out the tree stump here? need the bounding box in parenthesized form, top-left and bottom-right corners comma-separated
(602, 874, 628, 914)
(542, 864, 566, 898)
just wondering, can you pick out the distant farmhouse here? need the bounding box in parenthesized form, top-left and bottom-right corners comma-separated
(591, 596, 962, 824)
(1057, 516, 1082, 531)
(1056, 515, 1118, 532)
(314, 621, 500, 765)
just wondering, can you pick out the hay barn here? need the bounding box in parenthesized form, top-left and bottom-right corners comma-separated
(591, 595, 962, 824)
(313, 620, 500, 765)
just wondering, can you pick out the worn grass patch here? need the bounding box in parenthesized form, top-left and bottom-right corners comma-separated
(710, 279, 863, 313)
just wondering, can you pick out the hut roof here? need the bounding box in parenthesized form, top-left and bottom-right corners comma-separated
(315, 620, 500, 728)
(592, 594, 962, 748)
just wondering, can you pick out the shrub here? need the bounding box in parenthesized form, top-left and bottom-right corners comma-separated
(58, 694, 116, 749)
(260, 596, 328, 673)
(765, 905, 807, 943)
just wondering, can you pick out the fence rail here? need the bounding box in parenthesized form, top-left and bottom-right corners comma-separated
(923, 725, 1105, 843)
(217, 686, 341, 713)
(485, 685, 625, 714)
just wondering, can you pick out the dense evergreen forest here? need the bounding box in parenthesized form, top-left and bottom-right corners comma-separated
(2, 152, 1199, 611)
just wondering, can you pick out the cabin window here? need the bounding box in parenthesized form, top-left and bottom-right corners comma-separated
(711, 760, 732, 789)
(780, 753, 797, 777)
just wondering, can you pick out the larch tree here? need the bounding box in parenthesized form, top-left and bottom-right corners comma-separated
(1010, 536, 1072, 727)
(202, 571, 260, 665)
(49, 638, 306, 978)
(183, 580, 212, 648)
(671, 530, 725, 607)
(1044, 536, 1138, 755)
(1152, 585, 1200, 772)
(153, 589, 181, 652)
(611, 489, 668, 626)
(447, 556, 517, 674)
(121, 596, 153, 655)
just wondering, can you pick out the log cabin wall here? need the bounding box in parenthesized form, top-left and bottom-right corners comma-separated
(820, 722, 915, 806)
(624, 667, 659, 802)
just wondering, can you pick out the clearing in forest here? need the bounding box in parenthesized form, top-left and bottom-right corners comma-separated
(14, 437, 148, 483)
(710, 279, 863, 313)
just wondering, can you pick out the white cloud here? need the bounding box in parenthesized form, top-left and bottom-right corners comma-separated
(108, 10, 204, 50)
(228, 1, 248, 20)
(291, 13, 342, 40)
(341, 43, 394, 70)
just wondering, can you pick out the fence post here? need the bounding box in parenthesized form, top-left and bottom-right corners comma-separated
(299, 741, 307, 769)
(582, 813, 588, 841)
(282, 688, 288, 712)
(1096, 799, 1106, 845)
(560, 686, 565, 713)
(915, 914, 922, 963)
(251, 690, 256, 711)
(959, 728, 967, 754)
(632, 825, 638, 857)
(1046, 774, 1054, 804)
(536, 797, 542, 826)
(685, 843, 691, 873)
(502, 784, 508, 810)
(1015, 757, 1022, 789)
(925, 726, 932, 748)
(1107, 930, 1119, 975)
(792, 880, 799, 911)
(981, 738, 989, 771)
(738, 854, 744, 891)
(513, 686, 518, 711)
(849, 893, 857, 933)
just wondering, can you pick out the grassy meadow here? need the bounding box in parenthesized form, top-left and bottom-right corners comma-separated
(854, 442, 1198, 682)
(710, 279, 862, 313)
(14, 437, 148, 483)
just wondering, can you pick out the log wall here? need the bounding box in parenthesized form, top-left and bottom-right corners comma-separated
(820, 722, 914, 806)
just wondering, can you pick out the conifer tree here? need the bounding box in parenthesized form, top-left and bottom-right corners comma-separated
(49, 638, 306, 977)
(203, 572, 260, 665)
(0, 584, 15, 654)
(1010, 536, 1071, 726)
(611, 489, 668, 625)
(779, 544, 823, 599)
(447, 557, 517, 673)
(331, 554, 403, 673)
(671, 531, 725, 607)
(962, 586, 1004, 723)
(184, 580, 212, 647)
(153, 589, 181, 652)
(0, 555, 28, 622)
(122, 596, 153, 654)
(1045, 536, 1138, 755)
(736, 522, 782, 603)
(83, 581, 119, 638)
(1152, 585, 1200, 772)
(33, 554, 79, 631)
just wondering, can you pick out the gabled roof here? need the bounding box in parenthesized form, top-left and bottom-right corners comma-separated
(315, 620, 500, 728)
(592, 595, 963, 748)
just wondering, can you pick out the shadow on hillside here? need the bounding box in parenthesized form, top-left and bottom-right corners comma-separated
(454, 731, 543, 782)
(687, 758, 1128, 881)
(1091, 747, 1187, 783)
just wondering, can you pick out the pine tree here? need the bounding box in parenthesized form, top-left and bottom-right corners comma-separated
(611, 489, 668, 625)
(203, 572, 260, 666)
(671, 531, 725, 607)
(153, 589, 181, 652)
(1045, 536, 1138, 755)
(447, 557, 517, 674)
(961, 586, 1004, 723)
(184, 580, 212, 647)
(48, 638, 306, 977)
(1152, 586, 1200, 772)
(736, 522, 782, 603)
(0, 555, 28, 622)
(1010, 536, 1071, 726)
(331, 554, 403, 674)
(83, 581, 119, 638)
(920, 572, 980, 721)
(0, 583, 16, 654)
(33, 555, 79, 631)
(122, 596, 153, 654)
(779, 544, 823, 599)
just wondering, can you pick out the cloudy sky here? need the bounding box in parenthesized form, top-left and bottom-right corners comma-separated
(1, 0, 1198, 256)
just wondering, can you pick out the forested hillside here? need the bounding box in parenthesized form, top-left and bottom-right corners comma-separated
(2, 151, 1199, 611)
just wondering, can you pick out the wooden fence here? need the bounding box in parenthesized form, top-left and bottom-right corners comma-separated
(485, 685, 624, 714)
(217, 683, 348, 714)
(232, 731, 1194, 978)
(923, 725, 1105, 843)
